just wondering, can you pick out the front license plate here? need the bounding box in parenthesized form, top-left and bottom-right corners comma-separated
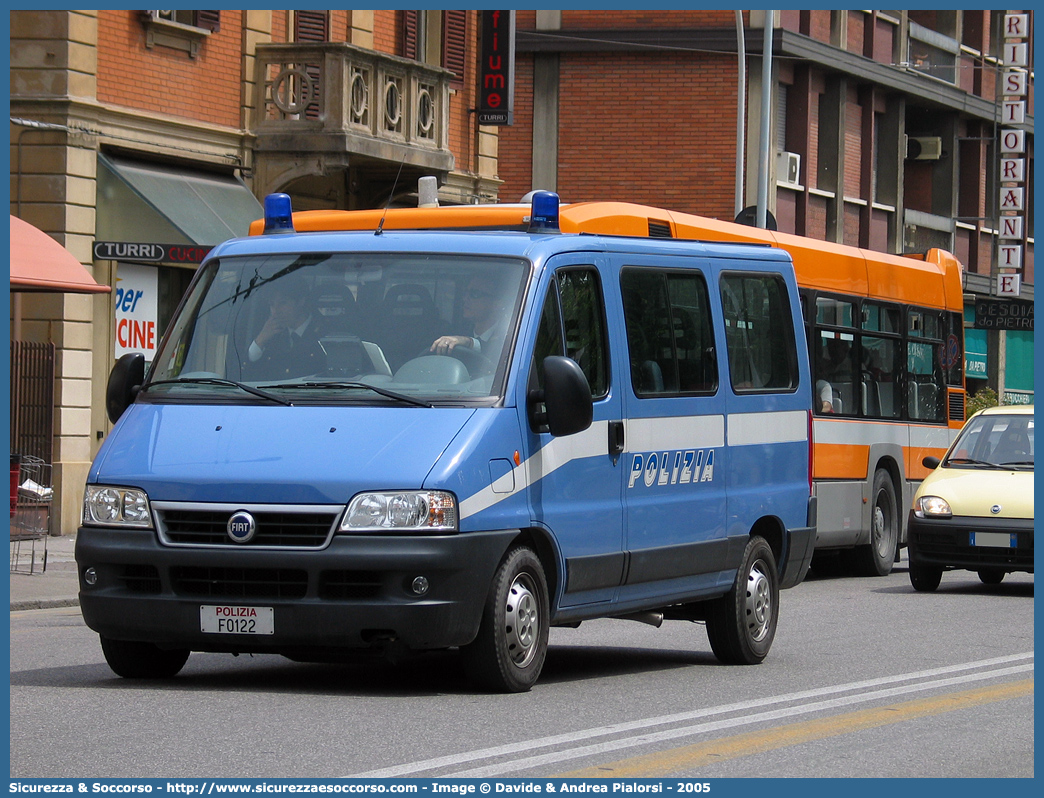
(200, 605, 274, 635)
(970, 532, 1015, 548)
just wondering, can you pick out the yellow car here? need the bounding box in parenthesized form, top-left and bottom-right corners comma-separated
(907, 404, 1034, 591)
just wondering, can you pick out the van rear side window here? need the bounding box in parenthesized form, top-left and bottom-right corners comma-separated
(720, 272, 799, 392)
(620, 267, 718, 396)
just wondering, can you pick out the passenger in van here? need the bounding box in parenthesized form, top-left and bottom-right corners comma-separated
(243, 276, 327, 380)
(430, 274, 509, 366)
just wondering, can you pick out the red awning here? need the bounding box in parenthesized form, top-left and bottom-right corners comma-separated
(9, 215, 111, 294)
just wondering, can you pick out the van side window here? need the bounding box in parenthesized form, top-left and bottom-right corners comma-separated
(620, 268, 717, 396)
(530, 267, 609, 398)
(720, 272, 798, 392)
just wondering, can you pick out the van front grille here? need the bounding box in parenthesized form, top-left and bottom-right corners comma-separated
(171, 566, 308, 599)
(154, 504, 339, 549)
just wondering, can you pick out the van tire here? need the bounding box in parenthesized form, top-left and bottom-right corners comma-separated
(978, 569, 1005, 585)
(461, 546, 549, 693)
(706, 536, 778, 665)
(857, 469, 898, 576)
(99, 636, 189, 679)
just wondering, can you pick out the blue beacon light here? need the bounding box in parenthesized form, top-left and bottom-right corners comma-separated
(263, 193, 295, 234)
(528, 191, 560, 233)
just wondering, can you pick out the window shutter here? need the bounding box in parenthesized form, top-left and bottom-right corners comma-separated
(442, 10, 467, 86)
(403, 11, 419, 59)
(194, 10, 220, 33)
(295, 10, 328, 42)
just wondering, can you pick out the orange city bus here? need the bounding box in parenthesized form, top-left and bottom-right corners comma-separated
(252, 194, 967, 577)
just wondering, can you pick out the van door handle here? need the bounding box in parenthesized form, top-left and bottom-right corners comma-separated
(608, 420, 625, 456)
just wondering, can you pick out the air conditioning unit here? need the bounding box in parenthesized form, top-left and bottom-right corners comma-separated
(906, 136, 943, 161)
(777, 151, 801, 185)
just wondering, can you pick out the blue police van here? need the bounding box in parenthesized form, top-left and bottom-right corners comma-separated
(78, 192, 816, 692)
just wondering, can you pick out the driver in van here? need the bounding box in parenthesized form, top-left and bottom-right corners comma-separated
(244, 275, 327, 379)
(430, 274, 509, 361)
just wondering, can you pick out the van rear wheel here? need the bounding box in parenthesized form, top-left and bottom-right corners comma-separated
(461, 546, 549, 693)
(706, 536, 778, 665)
(100, 636, 189, 678)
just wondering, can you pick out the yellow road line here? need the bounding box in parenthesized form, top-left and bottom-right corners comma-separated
(558, 679, 1034, 777)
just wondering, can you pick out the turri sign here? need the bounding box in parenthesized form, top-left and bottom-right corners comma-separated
(94, 241, 212, 264)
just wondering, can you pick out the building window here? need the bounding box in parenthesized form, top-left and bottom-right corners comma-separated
(404, 10, 468, 87)
(907, 21, 959, 84)
(142, 10, 219, 58)
(442, 10, 467, 87)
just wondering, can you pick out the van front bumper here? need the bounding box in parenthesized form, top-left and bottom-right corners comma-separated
(75, 526, 517, 655)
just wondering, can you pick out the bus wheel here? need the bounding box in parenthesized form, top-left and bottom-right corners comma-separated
(858, 469, 898, 576)
(461, 546, 549, 693)
(707, 536, 778, 665)
(909, 562, 943, 592)
(99, 636, 189, 678)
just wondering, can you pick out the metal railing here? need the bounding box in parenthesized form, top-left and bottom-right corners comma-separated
(10, 340, 54, 465)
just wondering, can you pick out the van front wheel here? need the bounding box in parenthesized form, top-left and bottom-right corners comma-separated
(706, 536, 778, 665)
(100, 636, 189, 678)
(461, 546, 549, 693)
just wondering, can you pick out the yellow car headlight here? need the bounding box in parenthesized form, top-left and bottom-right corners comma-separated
(916, 495, 952, 518)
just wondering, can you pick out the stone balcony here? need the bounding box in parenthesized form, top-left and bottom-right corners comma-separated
(251, 42, 455, 201)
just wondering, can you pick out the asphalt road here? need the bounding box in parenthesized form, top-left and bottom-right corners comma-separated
(9, 558, 1033, 780)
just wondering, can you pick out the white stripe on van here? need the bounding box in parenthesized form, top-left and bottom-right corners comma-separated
(625, 415, 724, 451)
(727, 410, 808, 446)
(459, 411, 808, 520)
(458, 421, 609, 519)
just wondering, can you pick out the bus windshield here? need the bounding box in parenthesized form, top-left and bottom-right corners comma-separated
(147, 252, 529, 404)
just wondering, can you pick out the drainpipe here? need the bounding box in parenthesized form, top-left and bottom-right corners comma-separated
(756, 11, 774, 229)
(735, 11, 746, 218)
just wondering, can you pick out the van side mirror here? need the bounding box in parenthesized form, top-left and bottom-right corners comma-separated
(106, 353, 145, 423)
(529, 356, 593, 437)
(922, 455, 941, 469)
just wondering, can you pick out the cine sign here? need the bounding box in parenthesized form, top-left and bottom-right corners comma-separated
(478, 10, 515, 125)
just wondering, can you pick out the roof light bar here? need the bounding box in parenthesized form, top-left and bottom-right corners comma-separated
(263, 193, 295, 234)
(528, 191, 560, 233)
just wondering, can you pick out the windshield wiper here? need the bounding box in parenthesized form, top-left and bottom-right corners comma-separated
(944, 456, 997, 467)
(259, 381, 433, 408)
(140, 378, 293, 406)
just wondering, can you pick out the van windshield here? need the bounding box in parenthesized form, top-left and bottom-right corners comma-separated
(147, 252, 529, 404)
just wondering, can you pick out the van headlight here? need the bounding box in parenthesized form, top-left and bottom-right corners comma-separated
(340, 491, 458, 533)
(82, 485, 153, 528)
(915, 495, 952, 518)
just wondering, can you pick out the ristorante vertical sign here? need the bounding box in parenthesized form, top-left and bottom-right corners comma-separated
(997, 12, 1031, 297)
(478, 10, 515, 125)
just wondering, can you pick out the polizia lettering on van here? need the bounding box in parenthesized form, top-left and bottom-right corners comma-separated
(628, 449, 716, 489)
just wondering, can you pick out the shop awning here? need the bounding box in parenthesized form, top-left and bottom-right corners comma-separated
(9, 215, 111, 293)
(98, 153, 264, 246)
